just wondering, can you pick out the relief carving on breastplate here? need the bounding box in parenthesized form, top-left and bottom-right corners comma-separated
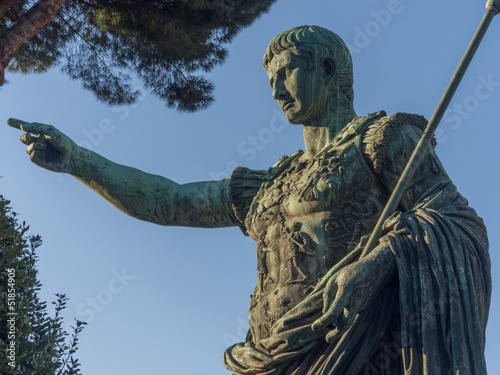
(256, 230, 272, 293)
(321, 190, 384, 265)
(296, 145, 358, 204)
(281, 221, 315, 284)
(246, 140, 387, 342)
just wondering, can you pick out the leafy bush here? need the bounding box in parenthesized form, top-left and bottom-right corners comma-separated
(0, 194, 86, 374)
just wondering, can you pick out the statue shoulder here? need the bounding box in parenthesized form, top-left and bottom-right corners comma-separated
(362, 112, 435, 174)
(228, 151, 303, 234)
(229, 167, 268, 231)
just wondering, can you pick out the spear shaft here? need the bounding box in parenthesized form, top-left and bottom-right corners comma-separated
(360, 1, 499, 259)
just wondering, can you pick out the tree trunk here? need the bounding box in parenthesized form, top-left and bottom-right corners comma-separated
(0, 0, 67, 85)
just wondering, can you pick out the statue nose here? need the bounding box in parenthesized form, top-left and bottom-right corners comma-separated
(272, 80, 287, 99)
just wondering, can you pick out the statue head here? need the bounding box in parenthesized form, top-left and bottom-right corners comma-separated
(263, 26, 354, 118)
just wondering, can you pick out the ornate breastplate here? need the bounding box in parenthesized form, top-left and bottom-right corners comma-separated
(241, 114, 390, 342)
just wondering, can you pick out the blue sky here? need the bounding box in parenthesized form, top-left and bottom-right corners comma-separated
(1, 0, 499, 374)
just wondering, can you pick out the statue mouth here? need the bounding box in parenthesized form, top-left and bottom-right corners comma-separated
(282, 101, 294, 111)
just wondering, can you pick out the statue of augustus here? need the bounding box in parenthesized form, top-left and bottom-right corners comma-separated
(9, 26, 490, 374)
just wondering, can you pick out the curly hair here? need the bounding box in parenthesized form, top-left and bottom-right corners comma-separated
(263, 25, 354, 106)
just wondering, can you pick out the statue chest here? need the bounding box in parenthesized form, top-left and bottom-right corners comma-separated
(244, 139, 388, 342)
(246, 141, 383, 237)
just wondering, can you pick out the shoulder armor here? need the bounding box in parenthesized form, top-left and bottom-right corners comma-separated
(230, 167, 268, 233)
(363, 112, 435, 174)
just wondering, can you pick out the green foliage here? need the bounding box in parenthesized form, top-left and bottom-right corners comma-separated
(2, 0, 277, 112)
(0, 195, 86, 374)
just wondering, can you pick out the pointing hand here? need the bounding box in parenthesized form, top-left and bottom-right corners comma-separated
(8, 118, 79, 174)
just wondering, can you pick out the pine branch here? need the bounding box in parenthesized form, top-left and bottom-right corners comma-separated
(58, 9, 117, 80)
(75, 0, 96, 8)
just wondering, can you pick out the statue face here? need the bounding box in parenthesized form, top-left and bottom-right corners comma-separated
(267, 49, 329, 125)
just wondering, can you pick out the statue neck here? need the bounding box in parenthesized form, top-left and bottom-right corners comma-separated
(302, 106, 357, 158)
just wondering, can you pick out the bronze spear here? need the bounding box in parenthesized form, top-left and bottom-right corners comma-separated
(359, 0, 500, 259)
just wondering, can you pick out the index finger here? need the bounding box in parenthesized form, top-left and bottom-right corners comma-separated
(7, 118, 54, 136)
(7, 118, 28, 130)
(7, 118, 40, 134)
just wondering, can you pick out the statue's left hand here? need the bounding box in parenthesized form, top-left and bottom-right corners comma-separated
(311, 243, 395, 343)
(230, 342, 274, 368)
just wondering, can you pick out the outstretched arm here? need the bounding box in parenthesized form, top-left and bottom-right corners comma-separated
(8, 119, 238, 228)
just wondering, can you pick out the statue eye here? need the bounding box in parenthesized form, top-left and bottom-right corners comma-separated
(284, 68, 293, 77)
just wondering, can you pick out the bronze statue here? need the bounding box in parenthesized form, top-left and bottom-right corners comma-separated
(8, 25, 491, 374)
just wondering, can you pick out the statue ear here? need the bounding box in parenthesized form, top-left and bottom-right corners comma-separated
(321, 57, 336, 83)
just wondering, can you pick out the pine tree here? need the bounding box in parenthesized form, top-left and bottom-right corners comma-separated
(0, 194, 86, 374)
(0, 0, 277, 112)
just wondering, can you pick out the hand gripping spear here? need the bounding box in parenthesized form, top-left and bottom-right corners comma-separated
(359, 0, 500, 259)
